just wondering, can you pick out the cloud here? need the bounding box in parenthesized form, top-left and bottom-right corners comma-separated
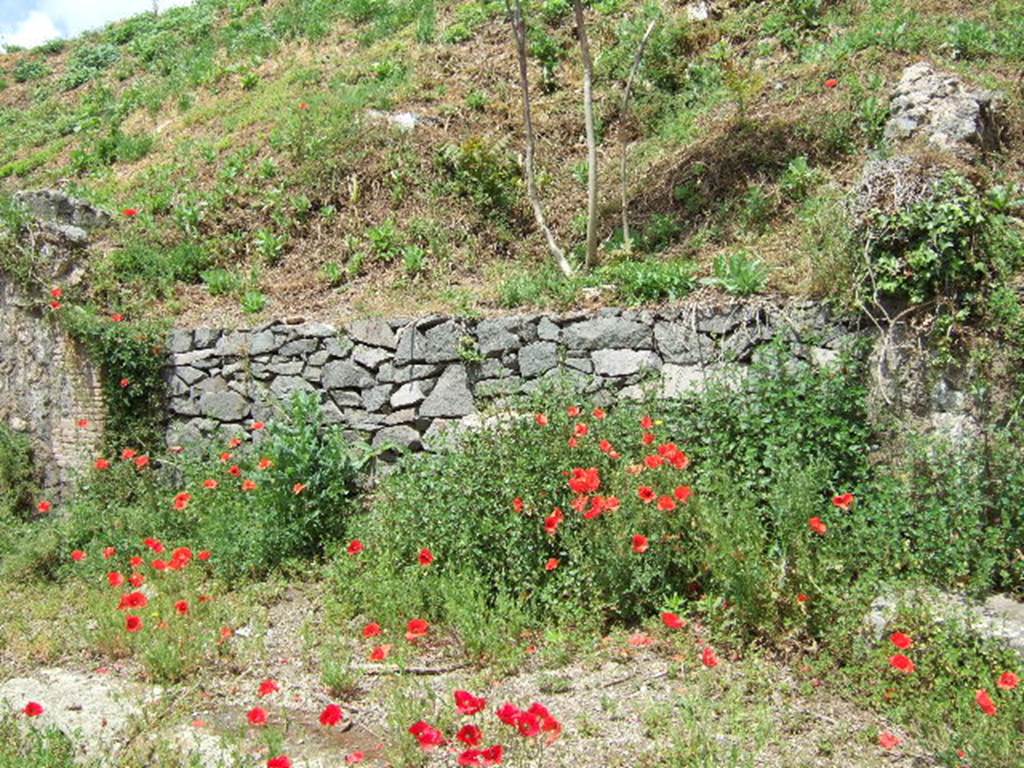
(2, 1, 196, 51)
(2, 9, 60, 48)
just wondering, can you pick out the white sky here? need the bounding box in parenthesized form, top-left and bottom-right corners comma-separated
(1, 1, 196, 50)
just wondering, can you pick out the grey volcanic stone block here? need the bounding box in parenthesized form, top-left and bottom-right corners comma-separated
(591, 349, 661, 377)
(169, 330, 193, 354)
(420, 364, 475, 418)
(352, 345, 392, 371)
(563, 317, 652, 350)
(362, 385, 392, 412)
(518, 341, 558, 377)
(323, 360, 374, 389)
(271, 376, 314, 397)
(477, 318, 521, 356)
(198, 391, 250, 421)
(661, 364, 704, 398)
(325, 337, 354, 358)
(193, 328, 221, 348)
(391, 381, 427, 408)
(278, 338, 318, 357)
(373, 425, 422, 450)
(295, 322, 336, 338)
(216, 332, 250, 356)
(422, 320, 464, 363)
(654, 322, 708, 364)
(349, 318, 398, 349)
(537, 316, 560, 341)
(249, 330, 279, 355)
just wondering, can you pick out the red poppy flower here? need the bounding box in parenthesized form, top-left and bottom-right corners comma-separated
(198, 550, 212, 561)
(481, 744, 504, 764)
(496, 703, 521, 725)
(345, 752, 365, 764)
(657, 495, 676, 512)
(23, 701, 44, 717)
(252, 421, 266, 430)
(632, 534, 649, 554)
(363, 622, 382, 638)
(267, 756, 292, 768)
(174, 600, 189, 615)
(641, 415, 654, 430)
(320, 704, 344, 726)
(545, 558, 559, 572)
(674, 485, 692, 502)
(228, 437, 243, 449)
(228, 465, 241, 477)
(152, 559, 167, 571)
(95, 458, 110, 470)
(292, 482, 307, 494)
(419, 547, 434, 566)
(567, 437, 578, 448)
(76, 418, 89, 428)
(544, 511, 562, 535)
(247, 707, 268, 726)
(997, 671, 1019, 690)
(258, 457, 273, 470)
(824, 78, 839, 88)
(37, 500, 52, 514)
(808, 517, 827, 535)
(797, 593, 810, 603)
(889, 654, 915, 674)
(661, 612, 685, 630)
(406, 618, 429, 641)
(120, 378, 131, 388)
(299, 102, 310, 110)
(129, 573, 145, 587)
(516, 711, 541, 738)
(455, 690, 487, 715)
(568, 467, 600, 495)
(976, 688, 997, 716)
(832, 493, 855, 510)
(103, 546, 116, 559)
(513, 497, 524, 513)
(203, 478, 218, 489)
(170, 547, 192, 567)
(122, 208, 139, 217)
(567, 405, 581, 418)
(637, 486, 655, 503)
(50, 300, 62, 310)
(241, 479, 257, 492)
(670, 451, 690, 470)
(118, 591, 149, 610)
(121, 448, 137, 460)
(347, 539, 364, 555)
(173, 492, 192, 510)
(259, 679, 279, 696)
(592, 406, 606, 420)
(144, 537, 164, 553)
(409, 720, 445, 749)
(369, 644, 391, 661)
(644, 455, 664, 469)
(458, 748, 483, 766)
(134, 455, 149, 469)
(125, 615, 143, 633)
(458, 724, 483, 746)
(51, 287, 63, 299)
(574, 422, 589, 437)
(702, 646, 719, 668)
(878, 731, 901, 750)
(71, 550, 87, 562)
(111, 313, 125, 322)
(107, 571, 125, 588)
(534, 413, 548, 426)
(890, 632, 912, 650)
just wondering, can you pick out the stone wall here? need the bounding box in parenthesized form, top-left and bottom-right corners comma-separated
(0, 281, 106, 490)
(0, 192, 107, 491)
(165, 300, 862, 450)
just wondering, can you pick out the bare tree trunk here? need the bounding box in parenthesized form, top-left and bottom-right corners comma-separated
(620, 18, 657, 253)
(573, 0, 599, 269)
(506, 0, 574, 277)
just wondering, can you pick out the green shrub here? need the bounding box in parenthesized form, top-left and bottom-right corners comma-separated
(0, 712, 78, 767)
(701, 250, 769, 295)
(863, 173, 1022, 305)
(436, 137, 521, 218)
(12, 59, 49, 83)
(62, 43, 120, 90)
(597, 258, 696, 303)
(0, 424, 36, 521)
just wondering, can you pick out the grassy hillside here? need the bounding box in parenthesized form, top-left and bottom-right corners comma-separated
(0, 0, 1022, 325)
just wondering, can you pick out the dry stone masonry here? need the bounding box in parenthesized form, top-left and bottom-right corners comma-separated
(165, 301, 861, 451)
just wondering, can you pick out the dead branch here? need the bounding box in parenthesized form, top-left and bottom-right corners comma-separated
(574, 0, 599, 268)
(620, 17, 658, 252)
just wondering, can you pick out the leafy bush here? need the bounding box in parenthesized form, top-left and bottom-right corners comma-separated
(20, 395, 372, 582)
(0, 423, 36, 521)
(12, 59, 49, 83)
(863, 173, 1022, 305)
(436, 137, 521, 218)
(701, 250, 769, 295)
(597, 258, 696, 303)
(62, 43, 120, 90)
